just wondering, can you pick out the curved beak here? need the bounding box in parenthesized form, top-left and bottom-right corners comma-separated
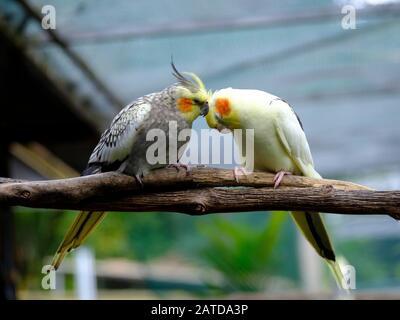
(214, 112, 230, 132)
(200, 101, 209, 117)
(214, 111, 222, 123)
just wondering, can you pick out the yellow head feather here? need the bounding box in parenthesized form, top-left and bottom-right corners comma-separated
(206, 89, 241, 130)
(171, 63, 211, 123)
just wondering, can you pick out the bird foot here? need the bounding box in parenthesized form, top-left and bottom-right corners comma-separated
(167, 163, 191, 175)
(134, 174, 144, 189)
(233, 166, 252, 183)
(273, 171, 292, 189)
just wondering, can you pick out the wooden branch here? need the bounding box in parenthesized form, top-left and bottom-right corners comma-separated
(0, 167, 399, 219)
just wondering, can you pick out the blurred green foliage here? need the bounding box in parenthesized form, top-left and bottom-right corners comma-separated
(14, 208, 176, 289)
(14, 205, 400, 294)
(86, 212, 175, 261)
(14, 207, 297, 292)
(197, 212, 287, 291)
(337, 238, 400, 288)
(14, 207, 73, 289)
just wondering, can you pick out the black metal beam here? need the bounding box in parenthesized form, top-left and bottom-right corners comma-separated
(0, 142, 16, 300)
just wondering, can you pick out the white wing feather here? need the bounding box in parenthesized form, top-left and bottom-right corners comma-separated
(273, 101, 320, 178)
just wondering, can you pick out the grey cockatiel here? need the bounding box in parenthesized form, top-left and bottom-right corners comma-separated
(51, 64, 210, 269)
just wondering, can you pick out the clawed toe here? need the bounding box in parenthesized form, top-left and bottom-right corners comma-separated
(167, 163, 191, 176)
(233, 166, 252, 183)
(273, 171, 291, 189)
(134, 174, 144, 188)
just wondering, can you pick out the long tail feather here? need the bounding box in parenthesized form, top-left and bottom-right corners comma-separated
(327, 259, 350, 293)
(291, 211, 335, 260)
(51, 211, 107, 270)
(291, 167, 349, 290)
(291, 210, 346, 290)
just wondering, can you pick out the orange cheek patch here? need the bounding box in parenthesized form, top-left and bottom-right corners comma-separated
(215, 98, 231, 116)
(177, 98, 193, 113)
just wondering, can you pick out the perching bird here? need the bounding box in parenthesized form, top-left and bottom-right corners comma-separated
(51, 63, 210, 269)
(205, 88, 345, 288)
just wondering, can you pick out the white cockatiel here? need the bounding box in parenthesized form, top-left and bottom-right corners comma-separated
(205, 88, 345, 289)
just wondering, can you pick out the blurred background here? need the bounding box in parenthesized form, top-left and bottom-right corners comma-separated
(0, 0, 399, 299)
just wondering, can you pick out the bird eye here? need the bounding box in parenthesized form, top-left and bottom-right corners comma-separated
(192, 98, 201, 104)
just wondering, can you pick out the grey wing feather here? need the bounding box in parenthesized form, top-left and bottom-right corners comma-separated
(87, 99, 152, 169)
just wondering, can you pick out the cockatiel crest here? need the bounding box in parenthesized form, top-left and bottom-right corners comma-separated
(51, 63, 210, 270)
(171, 62, 211, 122)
